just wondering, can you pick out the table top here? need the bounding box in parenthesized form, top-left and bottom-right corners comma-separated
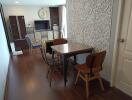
(51, 42, 93, 54)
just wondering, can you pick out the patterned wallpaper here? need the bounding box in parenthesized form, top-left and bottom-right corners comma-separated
(66, 0, 113, 52)
(66, 0, 114, 81)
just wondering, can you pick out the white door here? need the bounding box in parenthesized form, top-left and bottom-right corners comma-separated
(116, 0, 132, 96)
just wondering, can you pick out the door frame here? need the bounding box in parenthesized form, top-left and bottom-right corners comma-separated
(110, 0, 124, 86)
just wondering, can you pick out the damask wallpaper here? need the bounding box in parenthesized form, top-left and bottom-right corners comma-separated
(66, 0, 114, 81)
(67, 0, 113, 51)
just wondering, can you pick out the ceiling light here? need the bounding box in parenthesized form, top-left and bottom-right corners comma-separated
(15, 1, 19, 4)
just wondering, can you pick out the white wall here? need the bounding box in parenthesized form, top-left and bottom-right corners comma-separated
(3, 5, 50, 27)
(0, 13, 10, 100)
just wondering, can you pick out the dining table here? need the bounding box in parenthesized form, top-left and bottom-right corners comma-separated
(51, 41, 94, 86)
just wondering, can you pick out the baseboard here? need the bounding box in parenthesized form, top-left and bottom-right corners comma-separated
(116, 82, 132, 97)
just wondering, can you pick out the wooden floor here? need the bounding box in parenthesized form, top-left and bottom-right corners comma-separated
(4, 49, 132, 100)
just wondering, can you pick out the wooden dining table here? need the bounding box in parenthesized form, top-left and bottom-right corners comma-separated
(51, 41, 94, 86)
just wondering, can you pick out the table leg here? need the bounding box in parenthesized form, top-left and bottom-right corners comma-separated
(74, 55, 77, 65)
(62, 54, 68, 86)
(52, 50, 55, 65)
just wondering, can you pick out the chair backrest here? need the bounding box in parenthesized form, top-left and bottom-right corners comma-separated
(86, 54, 94, 68)
(53, 38, 67, 45)
(86, 51, 106, 73)
(92, 51, 106, 69)
(14, 39, 29, 50)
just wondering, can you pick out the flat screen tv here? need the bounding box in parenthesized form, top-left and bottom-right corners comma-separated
(34, 20, 50, 30)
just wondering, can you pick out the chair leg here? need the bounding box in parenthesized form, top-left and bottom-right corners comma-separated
(49, 71, 52, 87)
(75, 71, 80, 85)
(40, 48, 48, 64)
(98, 77, 104, 91)
(85, 74, 89, 98)
(30, 48, 32, 54)
(47, 67, 53, 87)
(46, 67, 50, 79)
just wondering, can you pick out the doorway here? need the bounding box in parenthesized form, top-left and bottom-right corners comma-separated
(114, 0, 132, 96)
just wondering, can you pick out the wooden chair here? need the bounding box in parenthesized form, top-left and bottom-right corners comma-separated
(47, 38, 67, 86)
(14, 38, 30, 54)
(53, 38, 67, 45)
(53, 38, 67, 64)
(75, 51, 106, 98)
(40, 40, 49, 64)
(25, 33, 41, 54)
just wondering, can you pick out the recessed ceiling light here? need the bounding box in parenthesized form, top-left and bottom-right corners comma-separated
(15, 1, 19, 4)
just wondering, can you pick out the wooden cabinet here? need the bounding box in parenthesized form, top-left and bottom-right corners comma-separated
(17, 16, 27, 38)
(9, 16, 19, 40)
(49, 7, 59, 30)
(9, 16, 27, 51)
(9, 16, 26, 40)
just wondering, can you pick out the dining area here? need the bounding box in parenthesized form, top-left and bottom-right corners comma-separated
(3, 0, 132, 99)
(5, 37, 131, 100)
(40, 38, 106, 98)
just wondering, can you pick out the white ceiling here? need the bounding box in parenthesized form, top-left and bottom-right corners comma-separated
(0, 0, 66, 6)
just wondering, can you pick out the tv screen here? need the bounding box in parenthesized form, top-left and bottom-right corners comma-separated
(34, 20, 50, 30)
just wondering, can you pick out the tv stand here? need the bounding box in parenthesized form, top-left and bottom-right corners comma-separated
(26, 27, 59, 41)
(34, 30, 54, 40)
(35, 29, 52, 32)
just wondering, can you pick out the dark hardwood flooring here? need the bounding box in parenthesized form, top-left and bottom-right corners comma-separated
(5, 49, 132, 100)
